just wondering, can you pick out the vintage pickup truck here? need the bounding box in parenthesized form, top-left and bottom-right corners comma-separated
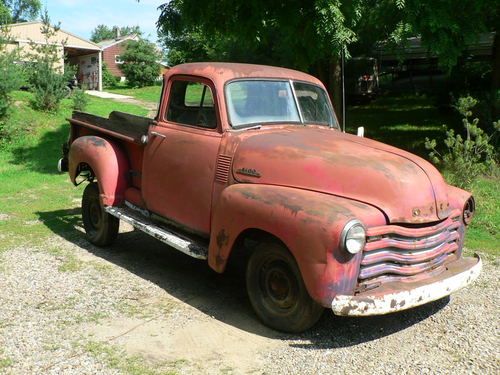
(59, 63, 481, 332)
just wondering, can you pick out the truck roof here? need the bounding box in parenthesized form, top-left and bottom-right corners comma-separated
(165, 62, 323, 86)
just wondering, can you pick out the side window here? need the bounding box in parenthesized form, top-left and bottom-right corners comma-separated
(166, 80, 217, 129)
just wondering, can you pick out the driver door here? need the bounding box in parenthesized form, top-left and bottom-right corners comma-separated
(142, 77, 221, 236)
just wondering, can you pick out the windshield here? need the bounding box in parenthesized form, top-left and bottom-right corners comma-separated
(226, 80, 336, 128)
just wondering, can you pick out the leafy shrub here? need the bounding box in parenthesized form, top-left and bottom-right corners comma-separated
(425, 96, 499, 188)
(30, 61, 69, 111)
(0, 26, 24, 120)
(121, 39, 161, 87)
(25, 11, 70, 112)
(102, 63, 119, 88)
(72, 88, 89, 111)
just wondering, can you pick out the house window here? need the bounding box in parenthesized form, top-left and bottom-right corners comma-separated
(115, 55, 123, 64)
(91, 57, 97, 64)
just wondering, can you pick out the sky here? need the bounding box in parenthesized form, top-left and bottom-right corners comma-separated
(43, 0, 165, 42)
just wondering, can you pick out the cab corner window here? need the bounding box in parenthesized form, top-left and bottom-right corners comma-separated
(166, 80, 217, 129)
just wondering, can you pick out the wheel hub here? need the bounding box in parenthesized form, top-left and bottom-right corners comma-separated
(261, 261, 298, 309)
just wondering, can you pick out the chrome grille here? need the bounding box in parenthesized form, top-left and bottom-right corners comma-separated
(359, 209, 462, 286)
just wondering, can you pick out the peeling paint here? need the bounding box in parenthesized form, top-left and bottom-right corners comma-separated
(332, 255, 482, 316)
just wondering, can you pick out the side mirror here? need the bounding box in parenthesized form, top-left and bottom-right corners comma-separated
(357, 126, 365, 137)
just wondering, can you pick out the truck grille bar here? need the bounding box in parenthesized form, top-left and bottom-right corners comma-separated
(359, 209, 463, 286)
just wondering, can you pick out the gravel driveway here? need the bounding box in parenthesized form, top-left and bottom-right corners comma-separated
(0, 223, 498, 374)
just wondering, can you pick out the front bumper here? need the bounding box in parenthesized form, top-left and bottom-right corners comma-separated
(331, 255, 482, 316)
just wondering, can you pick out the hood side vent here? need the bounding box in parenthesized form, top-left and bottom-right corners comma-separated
(215, 154, 232, 184)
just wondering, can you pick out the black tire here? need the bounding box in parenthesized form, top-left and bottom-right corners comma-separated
(246, 241, 324, 333)
(81, 182, 119, 246)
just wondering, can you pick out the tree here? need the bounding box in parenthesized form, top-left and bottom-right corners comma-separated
(121, 39, 161, 87)
(25, 10, 71, 111)
(157, 0, 498, 121)
(0, 0, 41, 23)
(90, 24, 142, 43)
(158, 1, 362, 116)
(0, 24, 23, 120)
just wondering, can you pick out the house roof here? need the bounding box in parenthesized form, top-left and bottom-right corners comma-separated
(375, 32, 495, 61)
(97, 34, 139, 49)
(7, 21, 100, 51)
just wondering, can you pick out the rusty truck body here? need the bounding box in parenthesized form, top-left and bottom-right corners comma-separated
(59, 63, 481, 332)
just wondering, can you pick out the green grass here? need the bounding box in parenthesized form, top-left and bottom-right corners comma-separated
(83, 341, 181, 375)
(107, 84, 162, 103)
(0, 91, 148, 253)
(465, 177, 499, 254)
(346, 94, 460, 158)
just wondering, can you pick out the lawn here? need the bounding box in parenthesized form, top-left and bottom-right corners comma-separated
(107, 83, 162, 103)
(0, 90, 497, 257)
(0, 91, 148, 252)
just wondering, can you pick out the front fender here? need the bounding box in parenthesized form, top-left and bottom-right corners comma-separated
(209, 184, 386, 306)
(68, 136, 130, 206)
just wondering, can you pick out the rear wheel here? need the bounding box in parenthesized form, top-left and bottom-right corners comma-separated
(81, 182, 119, 246)
(246, 241, 324, 333)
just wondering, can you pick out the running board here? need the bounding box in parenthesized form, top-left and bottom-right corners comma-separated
(105, 206, 208, 260)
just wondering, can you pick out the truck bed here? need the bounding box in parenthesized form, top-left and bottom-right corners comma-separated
(70, 111, 152, 143)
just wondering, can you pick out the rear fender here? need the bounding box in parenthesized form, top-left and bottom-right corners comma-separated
(209, 184, 385, 305)
(68, 136, 130, 206)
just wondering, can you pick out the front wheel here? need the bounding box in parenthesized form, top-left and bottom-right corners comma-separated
(81, 182, 119, 246)
(246, 241, 324, 333)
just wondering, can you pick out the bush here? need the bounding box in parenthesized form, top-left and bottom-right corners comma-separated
(121, 39, 161, 87)
(0, 27, 24, 120)
(25, 11, 70, 112)
(102, 63, 119, 88)
(29, 61, 69, 111)
(72, 88, 89, 111)
(425, 96, 499, 188)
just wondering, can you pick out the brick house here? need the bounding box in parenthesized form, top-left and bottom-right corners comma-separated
(98, 34, 139, 81)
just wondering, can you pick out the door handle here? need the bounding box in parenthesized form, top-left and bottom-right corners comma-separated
(150, 131, 166, 139)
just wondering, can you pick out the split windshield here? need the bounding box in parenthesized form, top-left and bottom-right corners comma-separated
(225, 80, 337, 129)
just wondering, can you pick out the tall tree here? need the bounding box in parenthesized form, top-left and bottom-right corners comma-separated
(90, 24, 142, 43)
(158, 0, 362, 116)
(0, 0, 41, 23)
(157, 0, 498, 119)
(121, 39, 161, 87)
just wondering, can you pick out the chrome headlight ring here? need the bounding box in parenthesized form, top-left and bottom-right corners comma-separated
(340, 219, 367, 255)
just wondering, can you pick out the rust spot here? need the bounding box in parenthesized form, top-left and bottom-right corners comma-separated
(282, 202, 302, 216)
(216, 229, 229, 249)
(215, 254, 226, 267)
(340, 304, 357, 315)
(87, 136, 106, 147)
(412, 208, 421, 217)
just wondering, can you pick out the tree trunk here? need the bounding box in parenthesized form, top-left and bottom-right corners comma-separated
(492, 31, 499, 119)
(314, 56, 343, 126)
(493, 31, 500, 92)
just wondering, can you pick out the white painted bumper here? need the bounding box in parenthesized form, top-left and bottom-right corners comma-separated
(331, 255, 482, 316)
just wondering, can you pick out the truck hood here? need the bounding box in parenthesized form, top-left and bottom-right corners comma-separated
(232, 127, 451, 223)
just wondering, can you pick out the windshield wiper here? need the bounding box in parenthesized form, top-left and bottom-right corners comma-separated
(233, 124, 262, 131)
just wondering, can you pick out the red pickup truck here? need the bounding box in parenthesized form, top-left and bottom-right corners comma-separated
(59, 63, 481, 332)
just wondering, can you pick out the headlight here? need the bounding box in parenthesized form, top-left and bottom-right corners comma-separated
(341, 220, 366, 254)
(463, 197, 475, 225)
